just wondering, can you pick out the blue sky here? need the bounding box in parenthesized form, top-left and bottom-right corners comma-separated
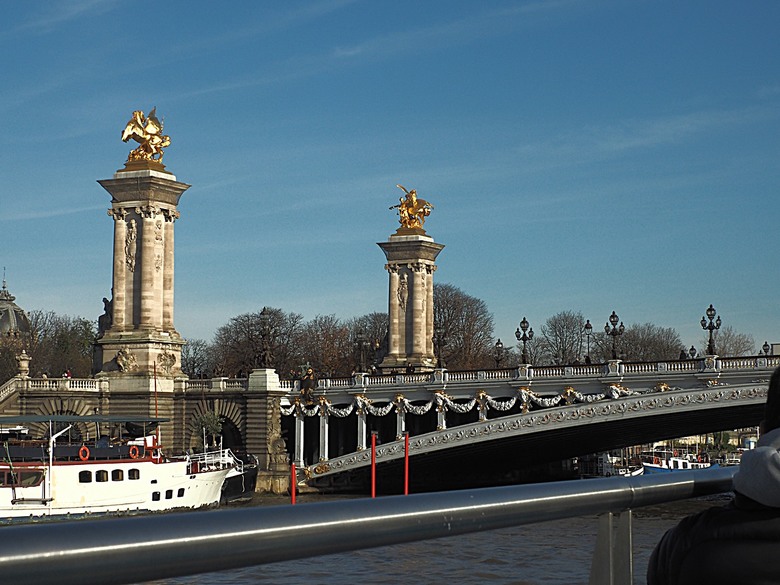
(1, 1, 778, 353)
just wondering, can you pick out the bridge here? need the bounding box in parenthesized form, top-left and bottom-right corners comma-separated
(281, 355, 776, 491)
(0, 355, 776, 492)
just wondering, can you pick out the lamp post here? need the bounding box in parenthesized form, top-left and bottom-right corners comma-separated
(605, 311, 625, 360)
(689, 345, 697, 359)
(763, 341, 771, 356)
(515, 317, 534, 364)
(257, 307, 273, 368)
(493, 339, 504, 368)
(433, 325, 447, 368)
(700, 304, 721, 355)
(355, 329, 369, 373)
(583, 319, 593, 363)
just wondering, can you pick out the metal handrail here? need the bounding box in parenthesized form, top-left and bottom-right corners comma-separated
(0, 467, 737, 585)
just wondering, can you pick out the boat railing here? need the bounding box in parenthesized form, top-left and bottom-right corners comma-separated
(184, 448, 242, 472)
(0, 466, 736, 585)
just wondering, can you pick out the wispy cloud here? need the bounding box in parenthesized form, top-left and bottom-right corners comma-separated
(1, 0, 119, 38)
(1, 204, 105, 222)
(173, 1, 585, 101)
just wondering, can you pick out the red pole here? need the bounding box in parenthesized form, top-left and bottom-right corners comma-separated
(290, 463, 296, 505)
(371, 431, 377, 498)
(404, 432, 409, 496)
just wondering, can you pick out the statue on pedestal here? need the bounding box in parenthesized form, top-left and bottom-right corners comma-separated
(390, 184, 434, 230)
(121, 107, 171, 163)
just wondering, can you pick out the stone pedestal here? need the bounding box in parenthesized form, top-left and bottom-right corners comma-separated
(378, 230, 444, 372)
(246, 368, 291, 494)
(94, 164, 190, 379)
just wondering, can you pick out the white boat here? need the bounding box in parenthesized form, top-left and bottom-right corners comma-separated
(640, 449, 718, 474)
(579, 452, 644, 478)
(0, 415, 233, 519)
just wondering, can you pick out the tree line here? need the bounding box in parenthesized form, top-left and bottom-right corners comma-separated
(0, 284, 761, 384)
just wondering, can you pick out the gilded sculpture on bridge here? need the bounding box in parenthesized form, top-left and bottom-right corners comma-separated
(390, 184, 434, 230)
(121, 107, 171, 164)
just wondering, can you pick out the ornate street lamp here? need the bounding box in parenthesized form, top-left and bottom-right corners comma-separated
(515, 317, 534, 364)
(493, 339, 504, 368)
(583, 319, 593, 363)
(700, 304, 721, 355)
(355, 329, 369, 372)
(763, 341, 771, 356)
(433, 324, 447, 368)
(689, 345, 697, 359)
(256, 307, 274, 369)
(604, 311, 625, 360)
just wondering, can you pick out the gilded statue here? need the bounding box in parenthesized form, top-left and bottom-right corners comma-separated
(121, 107, 171, 163)
(390, 184, 434, 230)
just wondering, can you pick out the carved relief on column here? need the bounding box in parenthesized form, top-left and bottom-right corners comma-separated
(125, 218, 138, 272)
(397, 273, 408, 310)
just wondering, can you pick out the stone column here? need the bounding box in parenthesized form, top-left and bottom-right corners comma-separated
(425, 264, 436, 357)
(410, 263, 426, 360)
(356, 407, 367, 451)
(386, 264, 401, 362)
(162, 209, 179, 330)
(318, 408, 329, 462)
(378, 233, 444, 372)
(108, 208, 128, 330)
(138, 205, 158, 330)
(294, 412, 305, 466)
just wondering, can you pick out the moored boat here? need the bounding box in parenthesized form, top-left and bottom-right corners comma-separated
(0, 415, 234, 519)
(640, 449, 718, 474)
(579, 452, 644, 478)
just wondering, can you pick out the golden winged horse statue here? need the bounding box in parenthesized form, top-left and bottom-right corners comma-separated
(121, 107, 171, 163)
(390, 184, 434, 230)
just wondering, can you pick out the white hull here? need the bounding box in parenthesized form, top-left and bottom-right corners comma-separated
(0, 458, 230, 518)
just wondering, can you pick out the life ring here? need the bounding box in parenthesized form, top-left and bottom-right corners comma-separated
(653, 456, 660, 465)
(78, 445, 90, 461)
(129, 445, 140, 459)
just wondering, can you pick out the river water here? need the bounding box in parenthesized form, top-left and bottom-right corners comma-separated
(143, 491, 730, 585)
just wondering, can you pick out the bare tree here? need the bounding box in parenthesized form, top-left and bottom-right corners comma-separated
(703, 325, 755, 357)
(621, 323, 682, 362)
(294, 314, 352, 377)
(181, 339, 211, 378)
(537, 311, 586, 365)
(433, 283, 495, 369)
(26, 310, 95, 377)
(346, 312, 388, 371)
(211, 308, 304, 377)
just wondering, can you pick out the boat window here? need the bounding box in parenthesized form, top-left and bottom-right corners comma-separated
(112, 470, 124, 481)
(165, 489, 173, 499)
(129, 469, 140, 480)
(152, 491, 160, 501)
(79, 471, 92, 483)
(2, 471, 45, 487)
(96, 470, 109, 483)
(178, 488, 185, 497)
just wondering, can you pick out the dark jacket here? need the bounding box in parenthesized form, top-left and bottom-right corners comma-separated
(648, 427, 780, 584)
(647, 495, 780, 585)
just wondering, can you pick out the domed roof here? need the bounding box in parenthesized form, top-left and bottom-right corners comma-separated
(0, 278, 31, 337)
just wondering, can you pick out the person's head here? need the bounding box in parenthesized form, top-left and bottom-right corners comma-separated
(761, 366, 780, 433)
